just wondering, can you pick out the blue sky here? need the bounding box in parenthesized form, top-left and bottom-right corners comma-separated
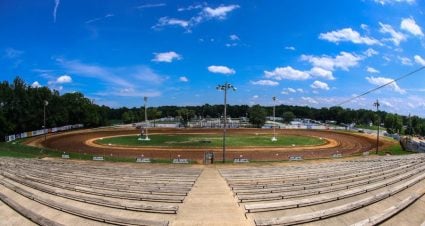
(1, 0, 425, 116)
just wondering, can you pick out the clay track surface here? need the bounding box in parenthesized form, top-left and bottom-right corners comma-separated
(37, 128, 389, 162)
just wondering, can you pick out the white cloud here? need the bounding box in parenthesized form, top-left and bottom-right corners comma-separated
(379, 22, 407, 46)
(229, 34, 239, 40)
(56, 58, 165, 96)
(153, 17, 190, 29)
(365, 76, 406, 94)
(381, 100, 394, 108)
(203, 5, 240, 19)
(178, 3, 205, 11)
(373, 0, 415, 5)
(4, 48, 23, 59)
(207, 65, 235, 74)
(383, 56, 392, 62)
(367, 66, 380, 73)
(309, 67, 335, 80)
(225, 43, 238, 47)
(130, 67, 166, 84)
(401, 17, 424, 37)
(288, 88, 296, 93)
(56, 75, 72, 84)
(252, 95, 259, 99)
(136, 3, 166, 9)
(301, 51, 362, 71)
(285, 46, 296, 51)
(179, 76, 188, 82)
(152, 51, 182, 63)
(301, 97, 318, 104)
(154, 4, 239, 31)
(31, 81, 42, 88)
(414, 55, 425, 66)
(399, 56, 413, 65)
(281, 87, 300, 95)
(114, 88, 161, 98)
(310, 80, 330, 90)
(361, 24, 369, 31)
(226, 34, 239, 47)
(364, 48, 379, 57)
(85, 13, 114, 24)
(53, 0, 60, 23)
(251, 80, 279, 86)
(319, 28, 381, 45)
(264, 66, 310, 80)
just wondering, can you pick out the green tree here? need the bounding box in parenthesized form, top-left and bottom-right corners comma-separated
(148, 108, 162, 127)
(122, 110, 138, 124)
(282, 111, 295, 123)
(248, 105, 267, 128)
(176, 108, 195, 128)
(0, 76, 110, 141)
(384, 113, 403, 134)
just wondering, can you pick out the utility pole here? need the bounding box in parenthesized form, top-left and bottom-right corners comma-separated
(409, 113, 412, 137)
(373, 99, 380, 154)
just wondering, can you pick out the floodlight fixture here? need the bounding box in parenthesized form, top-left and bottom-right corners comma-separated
(272, 96, 277, 142)
(216, 82, 236, 163)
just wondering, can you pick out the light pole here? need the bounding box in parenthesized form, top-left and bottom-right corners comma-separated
(271, 96, 277, 142)
(43, 100, 48, 141)
(217, 82, 236, 163)
(144, 97, 150, 141)
(139, 97, 150, 141)
(373, 99, 380, 154)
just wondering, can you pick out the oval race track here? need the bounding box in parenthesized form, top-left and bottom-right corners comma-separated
(38, 128, 386, 162)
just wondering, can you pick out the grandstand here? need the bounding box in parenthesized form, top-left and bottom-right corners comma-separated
(220, 154, 425, 225)
(0, 158, 201, 225)
(1, 154, 425, 225)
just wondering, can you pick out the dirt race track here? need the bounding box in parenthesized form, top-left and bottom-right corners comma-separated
(33, 127, 392, 162)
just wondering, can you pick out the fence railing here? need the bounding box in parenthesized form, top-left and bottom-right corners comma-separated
(4, 124, 84, 142)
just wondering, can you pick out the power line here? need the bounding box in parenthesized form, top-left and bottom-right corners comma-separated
(337, 66, 425, 106)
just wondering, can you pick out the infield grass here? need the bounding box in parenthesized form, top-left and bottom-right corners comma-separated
(96, 134, 327, 147)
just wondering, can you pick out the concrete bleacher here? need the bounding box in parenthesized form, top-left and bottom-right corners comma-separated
(251, 172, 425, 225)
(0, 158, 201, 225)
(0, 192, 64, 226)
(220, 154, 425, 225)
(237, 163, 422, 202)
(1, 154, 425, 225)
(350, 193, 424, 226)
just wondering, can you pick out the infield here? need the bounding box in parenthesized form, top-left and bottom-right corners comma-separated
(95, 134, 327, 148)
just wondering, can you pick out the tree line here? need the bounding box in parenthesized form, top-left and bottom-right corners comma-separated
(0, 77, 109, 141)
(2, 76, 425, 141)
(113, 104, 425, 135)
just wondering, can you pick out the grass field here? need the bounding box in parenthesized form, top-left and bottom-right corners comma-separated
(355, 124, 385, 131)
(0, 140, 172, 163)
(96, 134, 327, 147)
(0, 140, 62, 158)
(378, 143, 412, 155)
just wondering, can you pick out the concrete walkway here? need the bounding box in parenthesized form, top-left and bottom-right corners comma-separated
(172, 167, 251, 226)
